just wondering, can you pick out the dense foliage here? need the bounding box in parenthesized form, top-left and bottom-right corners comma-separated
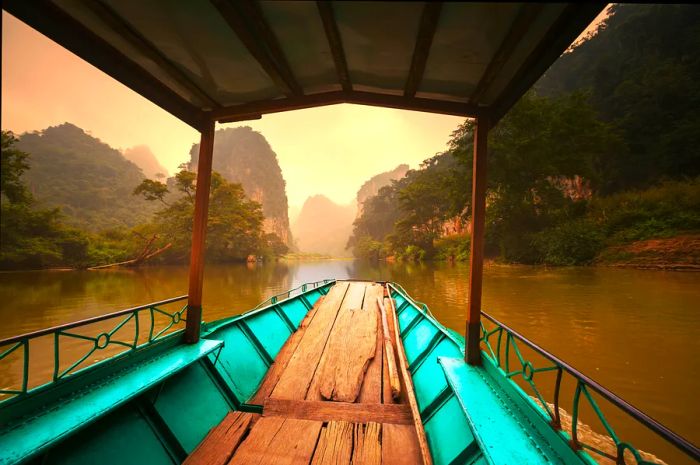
(537, 4, 700, 193)
(1, 131, 91, 269)
(1, 127, 286, 270)
(349, 5, 700, 266)
(15, 123, 158, 230)
(133, 170, 267, 262)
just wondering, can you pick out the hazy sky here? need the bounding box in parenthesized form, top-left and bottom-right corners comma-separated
(1, 8, 607, 208)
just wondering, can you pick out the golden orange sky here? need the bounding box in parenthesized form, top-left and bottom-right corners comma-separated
(1, 8, 608, 209)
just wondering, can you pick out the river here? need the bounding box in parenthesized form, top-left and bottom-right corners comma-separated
(0, 261, 698, 464)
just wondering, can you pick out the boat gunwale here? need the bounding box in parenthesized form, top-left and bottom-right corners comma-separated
(389, 281, 700, 464)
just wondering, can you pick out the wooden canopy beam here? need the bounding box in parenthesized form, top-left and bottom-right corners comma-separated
(210, 90, 481, 122)
(317, 1, 352, 92)
(488, 3, 605, 125)
(210, 0, 302, 97)
(185, 120, 216, 343)
(466, 116, 489, 365)
(3, 0, 207, 131)
(85, 0, 220, 109)
(468, 4, 543, 104)
(404, 2, 442, 98)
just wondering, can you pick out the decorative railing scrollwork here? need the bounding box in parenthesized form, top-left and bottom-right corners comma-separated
(388, 283, 698, 464)
(0, 295, 188, 403)
(480, 312, 700, 465)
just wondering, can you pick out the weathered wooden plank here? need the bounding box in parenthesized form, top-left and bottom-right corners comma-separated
(317, 284, 376, 402)
(271, 282, 350, 400)
(383, 297, 406, 404)
(352, 422, 381, 465)
(310, 421, 353, 465)
(184, 411, 254, 465)
(357, 285, 385, 404)
(250, 296, 325, 404)
(381, 424, 423, 465)
(306, 281, 368, 401)
(386, 290, 433, 465)
(378, 297, 401, 401)
(228, 417, 322, 465)
(262, 398, 413, 424)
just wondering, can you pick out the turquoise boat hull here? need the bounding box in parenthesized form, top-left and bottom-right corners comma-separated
(0, 281, 615, 465)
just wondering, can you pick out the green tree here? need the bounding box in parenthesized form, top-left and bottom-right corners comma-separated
(134, 170, 266, 262)
(1, 131, 91, 269)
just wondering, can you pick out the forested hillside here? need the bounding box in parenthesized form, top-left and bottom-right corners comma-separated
(189, 126, 291, 245)
(356, 164, 408, 216)
(1, 125, 286, 270)
(536, 4, 700, 193)
(349, 4, 700, 267)
(15, 123, 158, 230)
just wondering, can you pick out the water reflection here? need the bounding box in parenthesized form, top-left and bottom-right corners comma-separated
(0, 260, 698, 463)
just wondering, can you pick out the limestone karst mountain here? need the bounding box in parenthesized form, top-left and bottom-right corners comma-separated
(292, 195, 356, 256)
(189, 126, 291, 244)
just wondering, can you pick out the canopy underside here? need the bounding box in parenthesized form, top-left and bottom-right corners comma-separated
(4, 1, 604, 130)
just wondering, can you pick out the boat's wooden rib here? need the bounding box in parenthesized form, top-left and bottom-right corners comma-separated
(183, 411, 255, 465)
(262, 398, 413, 424)
(386, 289, 433, 465)
(271, 282, 349, 400)
(379, 297, 401, 401)
(249, 296, 325, 404)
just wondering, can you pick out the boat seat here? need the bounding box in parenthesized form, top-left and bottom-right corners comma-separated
(0, 338, 223, 465)
(437, 357, 584, 465)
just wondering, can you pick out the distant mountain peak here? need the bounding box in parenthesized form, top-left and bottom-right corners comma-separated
(122, 145, 169, 179)
(356, 164, 409, 216)
(292, 194, 356, 257)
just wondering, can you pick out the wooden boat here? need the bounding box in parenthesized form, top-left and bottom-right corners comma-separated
(1, 280, 698, 465)
(1, 2, 698, 464)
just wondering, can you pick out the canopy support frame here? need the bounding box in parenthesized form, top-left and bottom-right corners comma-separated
(466, 115, 489, 365)
(185, 120, 216, 343)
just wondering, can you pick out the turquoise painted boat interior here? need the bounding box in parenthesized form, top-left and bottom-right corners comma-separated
(0, 279, 623, 465)
(388, 284, 595, 465)
(0, 281, 332, 465)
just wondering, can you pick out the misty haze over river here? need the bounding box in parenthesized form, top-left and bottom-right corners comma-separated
(1, 261, 698, 463)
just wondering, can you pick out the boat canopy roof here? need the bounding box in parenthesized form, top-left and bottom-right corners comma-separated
(4, 1, 603, 130)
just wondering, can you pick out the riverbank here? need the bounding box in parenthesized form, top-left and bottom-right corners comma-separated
(597, 234, 700, 271)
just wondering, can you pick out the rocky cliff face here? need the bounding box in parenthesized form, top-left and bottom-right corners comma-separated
(189, 126, 291, 244)
(356, 164, 409, 217)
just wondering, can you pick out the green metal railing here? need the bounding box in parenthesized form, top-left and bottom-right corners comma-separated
(479, 312, 700, 465)
(0, 295, 188, 402)
(252, 279, 334, 310)
(390, 283, 699, 464)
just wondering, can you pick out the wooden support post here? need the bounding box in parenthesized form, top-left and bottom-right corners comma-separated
(185, 120, 216, 343)
(466, 116, 488, 365)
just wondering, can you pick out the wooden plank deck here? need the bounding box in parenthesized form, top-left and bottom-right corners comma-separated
(187, 281, 425, 465)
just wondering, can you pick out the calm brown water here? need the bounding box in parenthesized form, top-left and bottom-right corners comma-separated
(0, 261, 698, 463)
